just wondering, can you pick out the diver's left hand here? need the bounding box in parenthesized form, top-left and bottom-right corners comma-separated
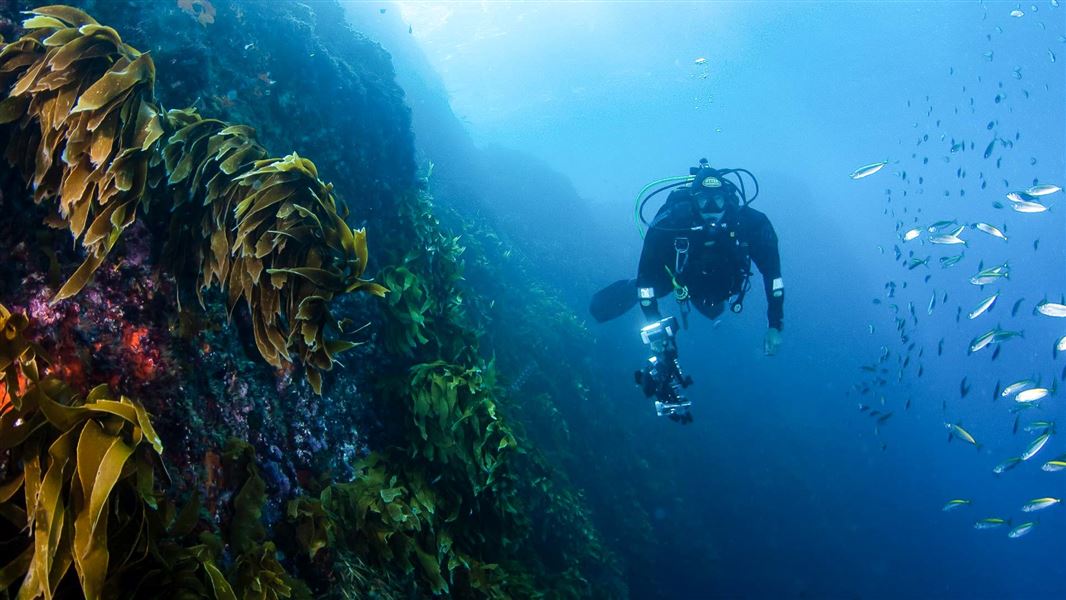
(763, 328, 782, 356)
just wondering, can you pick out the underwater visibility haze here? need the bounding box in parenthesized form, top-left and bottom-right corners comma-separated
(390, 2, 1065, 596)
(0, 1, 1063, 598)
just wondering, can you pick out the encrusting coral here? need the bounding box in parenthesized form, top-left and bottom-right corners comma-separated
(0, 6, 387, 393)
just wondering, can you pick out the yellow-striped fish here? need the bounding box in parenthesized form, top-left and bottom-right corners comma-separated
(1042, 458, 1066, 472)
(1008, 521, 1036, 538)
(942, 499, 972, 511)
(1021, 497, 1061, 512)
(974, 517, 1009, 529)
(1021, 432, 1052, 461)
(946, 422, 980, 449)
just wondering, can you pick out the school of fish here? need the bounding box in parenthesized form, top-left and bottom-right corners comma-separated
(847, 2, 1063, 541)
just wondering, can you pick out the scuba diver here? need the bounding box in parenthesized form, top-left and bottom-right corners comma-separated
(589, 159, 784, 424)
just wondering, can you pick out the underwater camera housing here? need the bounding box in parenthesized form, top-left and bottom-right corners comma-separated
(635, 317, 693, 421)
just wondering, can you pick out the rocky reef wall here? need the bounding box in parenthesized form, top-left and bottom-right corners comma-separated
(0, 1, 631, 598)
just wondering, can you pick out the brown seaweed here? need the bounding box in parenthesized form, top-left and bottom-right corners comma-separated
(0, 9, 388, 392)
(0, 6, 163, 301)
(160, 110, 386, 392)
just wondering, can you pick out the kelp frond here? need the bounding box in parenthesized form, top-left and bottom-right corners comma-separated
(0, 9, 389, 393)
(0, 306, 312, 599)
(0, 5, 164, 301)
(159, 109, 387, 392)
(1, 303, 45, 408)
(0, 304, 164, 600)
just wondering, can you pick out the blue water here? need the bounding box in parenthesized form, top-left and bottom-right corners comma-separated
(356, 2, 1065, 597)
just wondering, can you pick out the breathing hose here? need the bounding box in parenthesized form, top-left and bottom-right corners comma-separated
(633, 167, 761, 239)
(634, 175, 695, 239)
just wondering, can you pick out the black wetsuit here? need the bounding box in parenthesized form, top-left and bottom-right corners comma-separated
(637, 189, 784, 330)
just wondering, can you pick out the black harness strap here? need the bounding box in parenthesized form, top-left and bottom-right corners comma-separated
(731, 256, 753, 314)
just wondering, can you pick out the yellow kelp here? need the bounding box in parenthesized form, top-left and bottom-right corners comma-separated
(0, 303, 164, 600)
(161, 109, 387, 392)
(0, 5, 164, 301)
(0, 8, 388, 393)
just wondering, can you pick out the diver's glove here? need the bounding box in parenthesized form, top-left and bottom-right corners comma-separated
(763, 327, 783, 356)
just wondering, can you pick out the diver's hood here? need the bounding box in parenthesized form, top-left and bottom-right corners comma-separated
(690, 166, 740, 205)
(635, 163, 758, 238)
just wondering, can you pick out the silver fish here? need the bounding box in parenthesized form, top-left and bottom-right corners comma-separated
(942, 499, 972, 511)
(940, 253, 965, 269)
(992, 328, 1024, 343)
(929, 225, 966, 245)
(969, 327, 1023, 353)
(850, 161, 887, 180)
(927, 219, 957, 233)
(974, 517, 1009, 529)
(969, 262, 1010, 285)
(1010, 402, 1041, 415)
(929, 234, 966, 246)
(968, 292, 999, 320)
(1042, 457, 1066, 472)
(970, 329, 997, 353)
(1006, 191, 1035, 203)
(946, 422, 979, 448)
(1021, 497, 1060, 512)
(1036, 301, 1066, 317)
(1021, 432, 1052, 461)
(970, 274, 1004, 285)
(902, 227, 922, 242)
(972, 222, 1008, 241)
(1026, 184, 1061, 196)
(993, 456, 1022, 474)
(1008, 521, 1036, 538)
(1015, 388, 1050, 403)
(1011, 199, 1050, 213)
(1024, 421, 1055, 434)
(1002, 378, 1036, 398)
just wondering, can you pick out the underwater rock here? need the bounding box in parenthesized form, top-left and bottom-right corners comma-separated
(0, 2, 629, 597)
